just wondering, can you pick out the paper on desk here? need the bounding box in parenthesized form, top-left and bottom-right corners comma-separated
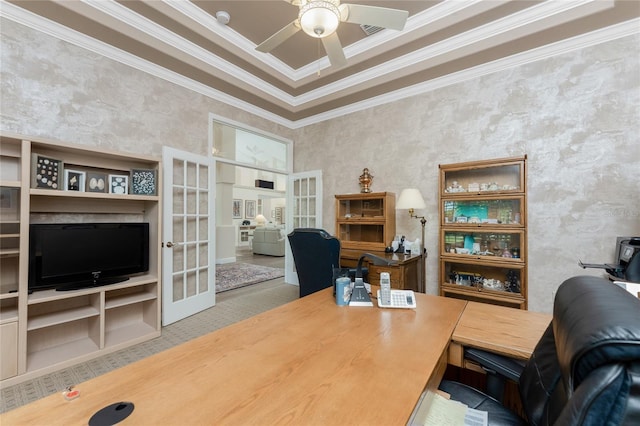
(421, 393, 488, 426)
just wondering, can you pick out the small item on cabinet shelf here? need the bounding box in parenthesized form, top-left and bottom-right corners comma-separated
(358, 168, 373, 193)
(86, 172, 107, 193)
(445, 180, 466, 193)
(131, 168, 157, 195)
(64, 169, 86, 192)
(31, 154, 62, 190)
(108, 174, 129, 195)
(482, 279, 504, 290)
(63, 386, 80, 401)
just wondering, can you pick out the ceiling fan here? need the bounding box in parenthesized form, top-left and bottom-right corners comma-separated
(255, 0, 409, 68)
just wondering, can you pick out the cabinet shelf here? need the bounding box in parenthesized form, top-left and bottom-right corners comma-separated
(0, 248, 20, 257)
(27, 306, 100, 331)
(106, 290, 157, 309)
(30, 188, 159, 202)
(335, 192, 395, 252)
(440, 156, 527, 309)
(105, 322, 159, 348)
(27, 337, 100, 372)
(0, 306, 18, 324)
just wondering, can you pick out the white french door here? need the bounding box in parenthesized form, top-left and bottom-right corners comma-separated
(162, 147, 215, 325)
(285, 170, 323, 286)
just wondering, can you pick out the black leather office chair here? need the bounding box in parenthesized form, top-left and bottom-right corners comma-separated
(440, 275, 640, 426)
(287, 228, 341, 298)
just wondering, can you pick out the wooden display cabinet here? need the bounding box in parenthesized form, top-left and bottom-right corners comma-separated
(439, 156, 527, 309)
(0, 132, 162, 386)
(335, 192, 396, 252)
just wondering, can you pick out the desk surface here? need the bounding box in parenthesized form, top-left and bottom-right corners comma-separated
(2, 289, 466, 425)
(452, 301, 552, 360)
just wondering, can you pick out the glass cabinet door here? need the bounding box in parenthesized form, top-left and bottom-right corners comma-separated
(442, 230, 525, 261)
(442, 197, 524, 226)
(442, 259, 524, 298)
(442, 160, 523, 195)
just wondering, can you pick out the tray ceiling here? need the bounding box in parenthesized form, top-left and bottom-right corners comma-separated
(2, 0, 639, 128)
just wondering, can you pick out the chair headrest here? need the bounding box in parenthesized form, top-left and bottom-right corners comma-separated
(553, 276, 640, 391)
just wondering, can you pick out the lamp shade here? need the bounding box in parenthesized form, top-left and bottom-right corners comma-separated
(255, 214, 267, 226)
(299, 1, 340, 38)
(396, 188, 426, 210)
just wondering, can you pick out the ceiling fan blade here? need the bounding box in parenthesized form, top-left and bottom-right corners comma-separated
(255, 20, 300, 53)
(321, 33, 347, 68)
(339, 4, 408, 31)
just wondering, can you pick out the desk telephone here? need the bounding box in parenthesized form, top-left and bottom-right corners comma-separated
(377, 272, 416, 309)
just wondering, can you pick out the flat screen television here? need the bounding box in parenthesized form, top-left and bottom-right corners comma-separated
(29, 222, 150, 292)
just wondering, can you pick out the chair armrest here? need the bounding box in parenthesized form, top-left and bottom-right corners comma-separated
(465, 347, 526, 383)
(464, 347, 526, 402)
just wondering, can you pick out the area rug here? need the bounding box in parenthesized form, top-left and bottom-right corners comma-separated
(216, 263, 285, 293)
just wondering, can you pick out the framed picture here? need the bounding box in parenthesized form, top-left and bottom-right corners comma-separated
(245, 200, 256, 219)
(64, 169, 86, 192)
(31, 154, 62, 190)
(131, 168, 157, 195)
(232, 199, 242, 219)
(108, 174, 129, 195)
(86, 172, 107, 193)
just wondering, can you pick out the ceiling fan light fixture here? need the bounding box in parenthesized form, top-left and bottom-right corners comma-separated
(299, 0, 340, 38)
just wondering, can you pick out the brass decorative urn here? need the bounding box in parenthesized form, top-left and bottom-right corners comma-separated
(359, 168, 373, 193)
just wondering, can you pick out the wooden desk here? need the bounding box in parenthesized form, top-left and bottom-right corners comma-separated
(2, 289, 466, 425)
(448, 301, 552, 368)
(341, 249, 423, 292)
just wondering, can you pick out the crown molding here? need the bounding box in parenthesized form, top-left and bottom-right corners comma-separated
(290, 18, 640, 129)
(1, 1, 637, 130)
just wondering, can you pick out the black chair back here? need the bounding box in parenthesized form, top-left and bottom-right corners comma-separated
(287, 228, 341, 298)
(519, 276, 640, 426)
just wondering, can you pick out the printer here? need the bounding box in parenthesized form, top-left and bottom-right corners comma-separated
(580, 236, 640, 283)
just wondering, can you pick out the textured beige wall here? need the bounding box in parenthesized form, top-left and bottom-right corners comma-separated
(1, 18, 638, 312)
(0, 19, 294, 157)
(293, 34, 640, 312)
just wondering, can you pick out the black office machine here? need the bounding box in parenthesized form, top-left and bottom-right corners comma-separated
(579, 236, 640, 283)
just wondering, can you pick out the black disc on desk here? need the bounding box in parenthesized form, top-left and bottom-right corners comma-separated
(89, 401, 135, 426)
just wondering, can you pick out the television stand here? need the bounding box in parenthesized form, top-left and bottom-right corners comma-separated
(56, 276, 130, 291)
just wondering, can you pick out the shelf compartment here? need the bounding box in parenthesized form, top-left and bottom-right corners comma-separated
(26, 329, 100, 372)
(440, 157, 525, 196)
(441, 286, 525, 309)
(0, 298, 19, 324)
(105, 283, 157, 309)
(442, 229, 525, 261)
(442, 197, 524, 226)
(27, 294, 100, 330)
(104, 300, 159, 348)
(442, 260, 524, 297)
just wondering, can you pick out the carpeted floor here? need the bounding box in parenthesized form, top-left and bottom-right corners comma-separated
(0, 278, 298, 414)
(216, 262, 284, 293)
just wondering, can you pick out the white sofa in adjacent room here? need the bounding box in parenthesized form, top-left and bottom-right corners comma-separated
(252, 228, 285, 257)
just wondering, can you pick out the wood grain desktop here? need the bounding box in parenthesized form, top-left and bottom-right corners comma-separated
(449, 301, 551, 368)
(1, 288, 466, 425)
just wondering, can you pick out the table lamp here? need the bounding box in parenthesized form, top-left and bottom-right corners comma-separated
(255, 214, 267, 227)
(396, 188, 427, 293)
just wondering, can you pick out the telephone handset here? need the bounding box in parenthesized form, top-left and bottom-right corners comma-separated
(377, 272, 417, 309)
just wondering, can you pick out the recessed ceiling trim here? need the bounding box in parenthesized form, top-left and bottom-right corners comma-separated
(1, 2, 637, 129)
(79, 0, 300, 106)
(290, 18, 640, 129)
(291, 0, 616, 107)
